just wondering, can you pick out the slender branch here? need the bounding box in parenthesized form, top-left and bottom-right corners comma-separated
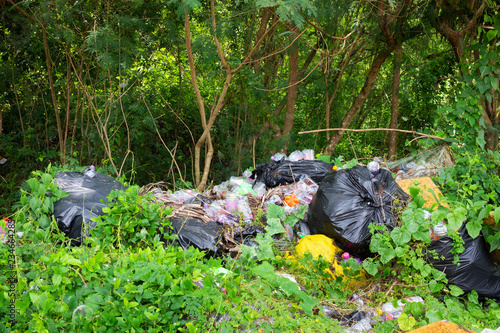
(299, 127, 446, 141)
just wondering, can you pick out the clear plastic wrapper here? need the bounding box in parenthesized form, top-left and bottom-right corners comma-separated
(171, 190, 195, 203)
(265, 194, 282, 208)
(225, 192, 239, 214)
(229, 176, 245, 187)
(271, 152, 287, 161)
(288, 150, 305, 161)
(302, 149, 315, 160)
(237, 196, 253, 223)
(253, 181, 267, 198)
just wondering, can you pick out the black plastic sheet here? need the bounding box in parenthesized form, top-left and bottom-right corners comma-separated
(426, 225, 500, 303)
(162, 218, 224, 257)
(52, 171, 127, 245)
(306, 165, 410, 258)
(250, 158, 334, 188)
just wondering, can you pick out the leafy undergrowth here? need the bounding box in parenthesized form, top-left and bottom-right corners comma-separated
(1, 165, 500, 332)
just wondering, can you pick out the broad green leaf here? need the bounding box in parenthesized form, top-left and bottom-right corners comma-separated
(494, 207, 500, 224)
(466, 221, 482, 239)
(398, 313, 416, 331)
(266, 217, 285, 236)
(486, 29, 497, 41)
(390, 227, 411, 246)
(39, 214, 51, 229)
(114, 278, 121, 290)
(267, 204, 285, 220)
(362, 260, 379, 276)
(449, 285, 464, 296)
(425, 309, 443, 323)
(52, 274, 62, 286)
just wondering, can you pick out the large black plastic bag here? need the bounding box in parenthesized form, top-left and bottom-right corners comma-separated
(306, 165, 410, 258)
(251, 158, 334, 188)
(53, 171, 127, 245)
(161, 218, 224, 257)
(426, 225, 500, 303)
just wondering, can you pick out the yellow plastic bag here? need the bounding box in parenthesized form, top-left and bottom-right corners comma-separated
(293, 234, 369, 289)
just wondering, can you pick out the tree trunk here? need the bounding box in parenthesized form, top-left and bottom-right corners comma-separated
(387, 44, 402, 160)
(322, 51, 390, 155)
(282, 25, 299, 138)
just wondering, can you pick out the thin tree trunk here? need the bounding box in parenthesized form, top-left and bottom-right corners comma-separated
(387, 44, 402, 159)
(283, 25, 299, 137)
(323, 51, 390, 155)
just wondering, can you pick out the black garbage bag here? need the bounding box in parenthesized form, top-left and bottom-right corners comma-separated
(53, 171, 127, 245)
(161, 218, 223, 257)
(306, 165, 410, 258)
(426, 225, 500, 303)
(250, 158, 334, 188)
(184, 194, 212, 206)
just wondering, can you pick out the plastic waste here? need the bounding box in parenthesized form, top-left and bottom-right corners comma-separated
(284, 224, 294, 242)
(251, 158, 335, 188)
(271, 152, 287, 161)
(253, 181, 267, 198)
(302, 149, 315, 160)
(184, 193, 212, 206)
(366, 161, 380, 178)
(284, 194, 299, 207)
(265, 194, 282, 208)
(295, 220, 311, 238)
(229, 176, 245, 188)
(213, 183, 229, 200)
(431, 221, 447, 240)
(380, 296, 424, 319)
(306, 165, 410, 258)
(237, 183, 257, 196)
(161, 218, 224, 257)
(83, 165, 96, 178)
(288, 150, 305, 161)
(171, 190, 195, 203)
(225, 192, 239, 214)
(52, 171, 128, 245)
(237, 196, 253, 223)
(425, 224, 500, 303)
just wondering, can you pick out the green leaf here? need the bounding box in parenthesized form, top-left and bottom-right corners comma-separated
(362, 259, 379, 276)
(390, 227, 412, 246)
(487, 29, 498, 41)
(39, 214, 51, 229)
(494, 207, 500, 224)
(255, 233, 275, 260)
(114, 278, 121, 291)
(267, 204, 285, 220)
(466, 221, 482, 239)
(425, 309, 443, 323)
(449, 285, 464, 296)
(41, 173, 52, 184)
(398, 313, 416, 331)
(265, 217, 285, 236)
(52, 274, 62, 286)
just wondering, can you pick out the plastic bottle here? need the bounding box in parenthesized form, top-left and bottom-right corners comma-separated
(83, 165, 96, 178)
(433, 221, 448, 238)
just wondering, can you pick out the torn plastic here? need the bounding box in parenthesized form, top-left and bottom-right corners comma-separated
(162, 218, 224, 257)
(383, 145, 454, 180)
(425, 224, 500, 303)
(52, 171, 127, 245)
(306, 165, 410, 258)
(250, 158, 335, 188)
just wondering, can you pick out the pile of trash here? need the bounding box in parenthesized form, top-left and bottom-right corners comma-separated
(49, 145, 500, 331)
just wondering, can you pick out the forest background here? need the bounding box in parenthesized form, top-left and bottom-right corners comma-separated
(0, 0, 499, 213)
